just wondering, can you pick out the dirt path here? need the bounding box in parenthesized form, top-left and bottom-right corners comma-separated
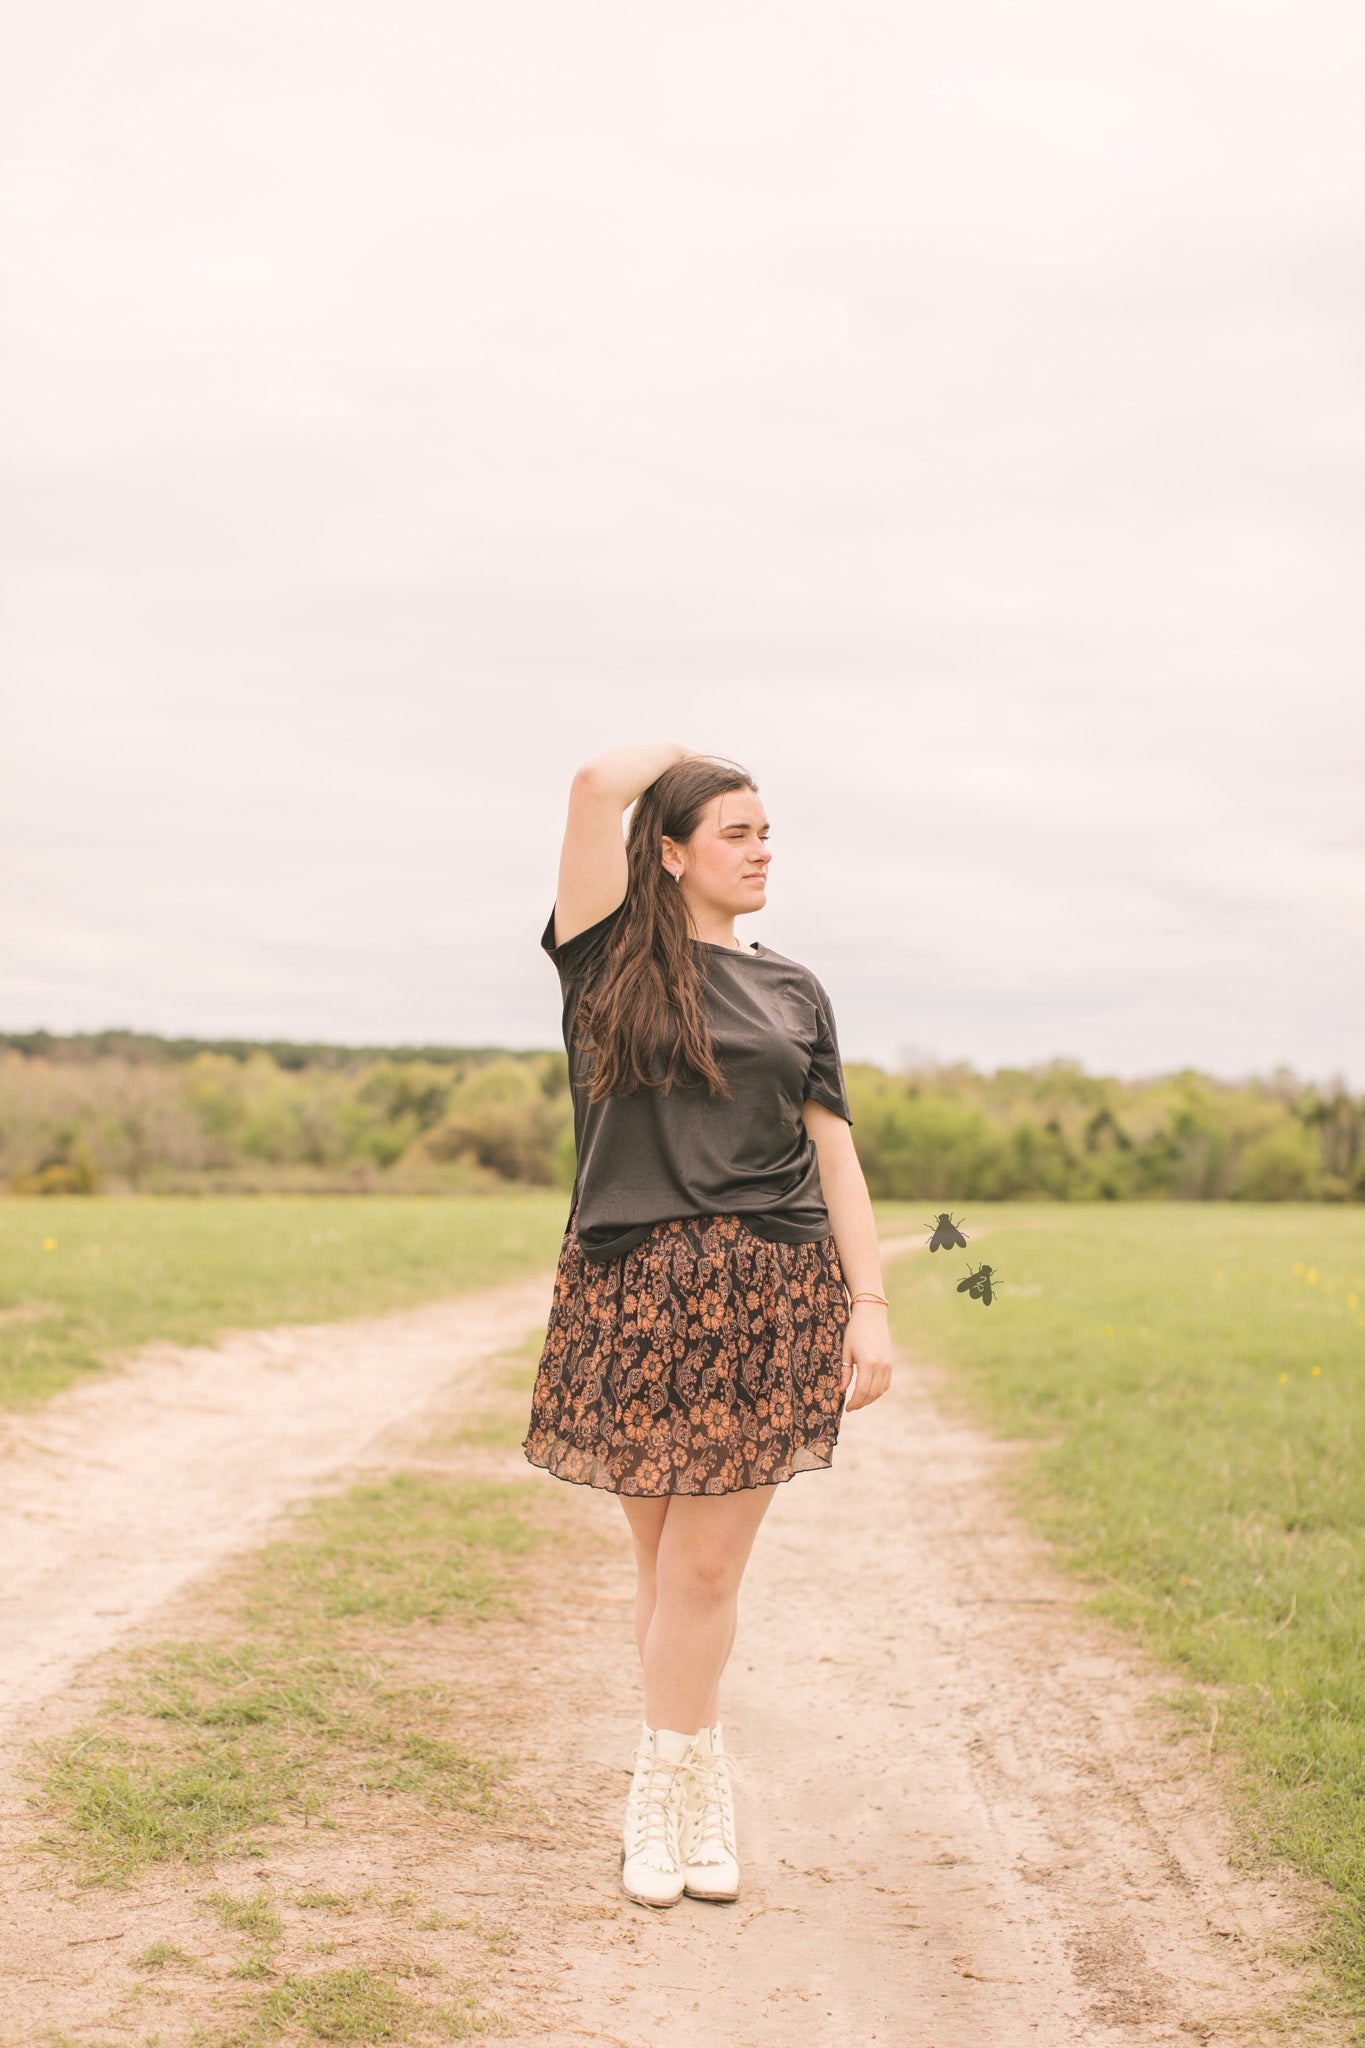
(0, 1236, 1341, 2044)
(0, 1277, 550, 1721)
(477, 1243, 1337, 2046)
(529, 1371, 1329, 2045)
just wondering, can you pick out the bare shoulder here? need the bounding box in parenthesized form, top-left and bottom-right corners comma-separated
(552, 768, 630, 948)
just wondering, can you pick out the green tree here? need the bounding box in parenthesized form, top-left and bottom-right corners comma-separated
(420, 1059, 566, 1184)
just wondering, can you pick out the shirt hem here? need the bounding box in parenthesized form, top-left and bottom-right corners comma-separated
(573, 1210, 835, 1263)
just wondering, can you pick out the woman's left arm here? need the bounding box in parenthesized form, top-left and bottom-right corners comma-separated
(801, 1101, 894, 1411)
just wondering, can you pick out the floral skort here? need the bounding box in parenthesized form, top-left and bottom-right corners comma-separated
(521, 1210, 850, 1496)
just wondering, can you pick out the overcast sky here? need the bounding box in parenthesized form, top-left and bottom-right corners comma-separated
(3, 1, 1362, 1084)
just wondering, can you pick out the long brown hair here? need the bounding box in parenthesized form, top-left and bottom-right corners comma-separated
(575, 756, 759, 1104)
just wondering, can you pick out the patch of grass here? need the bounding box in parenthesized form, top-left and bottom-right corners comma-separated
(449, 1340, 540, 1451)
(359, 1732, 507, 1812)
(206, 1890, 285, 1942)
(131, 1637, 358, 1736)
(256, 1966, 425, 2040)
(135, 1938, 201, 1972)
(38, 1735, 277, 1877)
(231, 1951, 278, 1982)
(31, 1474, 548, 1883)
(390, 1955, 444, 1980)
(427, 1988, 501, 2038)
(0, 1192, 568, 1405)
(890, 1202, 1365, 2007)
(255, 1967, 495, 2041)
(450, 1919, 517, 1957)
(249, 1475, 548, 1629)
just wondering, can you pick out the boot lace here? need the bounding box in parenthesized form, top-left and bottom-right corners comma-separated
(682, 1745, 742, 1863)
(623, 1750, 689, 1871)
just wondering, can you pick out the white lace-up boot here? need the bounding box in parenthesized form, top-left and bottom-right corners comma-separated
(680, 1721, 741, 1901)
(620, 1722, 696, 1907)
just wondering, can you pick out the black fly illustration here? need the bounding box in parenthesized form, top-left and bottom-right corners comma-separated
(926, 1212, 968, 1252)
(956, 1262, 998, 1307)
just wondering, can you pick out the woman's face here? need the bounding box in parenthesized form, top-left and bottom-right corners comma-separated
(667, 788, 771, 918)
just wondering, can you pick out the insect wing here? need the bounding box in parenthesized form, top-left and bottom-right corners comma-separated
(978, 1276, 994, 1305)
(955, 1272, 976, 1293)
(948, 1224, 968, 1248)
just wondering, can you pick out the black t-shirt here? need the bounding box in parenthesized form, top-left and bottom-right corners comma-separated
(541, 899, 853, 1262)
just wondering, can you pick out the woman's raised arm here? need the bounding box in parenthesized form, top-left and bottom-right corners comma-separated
(552, 742, 695, 948)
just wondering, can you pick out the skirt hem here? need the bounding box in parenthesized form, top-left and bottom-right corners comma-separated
(520, 1440, 837, 1499)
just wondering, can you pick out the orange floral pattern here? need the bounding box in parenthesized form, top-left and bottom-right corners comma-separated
(521, 1211, 849, 1496)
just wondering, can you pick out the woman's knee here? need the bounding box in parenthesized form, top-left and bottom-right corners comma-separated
(658, 1542, 741, 1609)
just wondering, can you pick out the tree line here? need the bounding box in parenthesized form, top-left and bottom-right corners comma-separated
(0, 1034, 1357, 1201)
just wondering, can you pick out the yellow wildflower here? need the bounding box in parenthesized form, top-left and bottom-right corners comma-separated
(1311, 1365, 1322, 1377)
(41, 1237, 56, 1251)
(1306, 1267, 1319, 1284)
(1278, 1372, 1289, 1384)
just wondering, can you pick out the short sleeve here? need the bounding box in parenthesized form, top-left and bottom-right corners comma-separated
(803, 981, 852, 1124)
(540, 899, 626, 984)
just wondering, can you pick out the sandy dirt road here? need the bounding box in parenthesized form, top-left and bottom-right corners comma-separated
(529, 1375, 1329, 2045)
(0, 1277, 551, 1721)
(0, 1236, 1340, 2044)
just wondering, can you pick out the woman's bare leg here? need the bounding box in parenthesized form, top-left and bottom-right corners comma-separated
(619, 1496, 668, 1671)
(619, 1488, 778, 1732)
(620, 1496, 734, 1725)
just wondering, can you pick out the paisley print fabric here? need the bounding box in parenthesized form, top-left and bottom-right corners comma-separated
(522, 1210, 850, 1496)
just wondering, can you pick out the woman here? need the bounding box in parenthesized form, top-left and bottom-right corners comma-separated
(522, 742, 893, 1909)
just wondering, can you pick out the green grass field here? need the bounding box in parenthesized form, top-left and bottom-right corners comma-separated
(0, 1193, 570, 1406)
(7, 1191, 1365, 2016)
(888, 1202, 1365, 2008)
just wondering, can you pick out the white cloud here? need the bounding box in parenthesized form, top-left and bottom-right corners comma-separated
(2, 0, 1362, 1082)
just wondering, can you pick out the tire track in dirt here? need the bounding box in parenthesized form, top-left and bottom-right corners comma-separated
(0, 1277, 552, 1722)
